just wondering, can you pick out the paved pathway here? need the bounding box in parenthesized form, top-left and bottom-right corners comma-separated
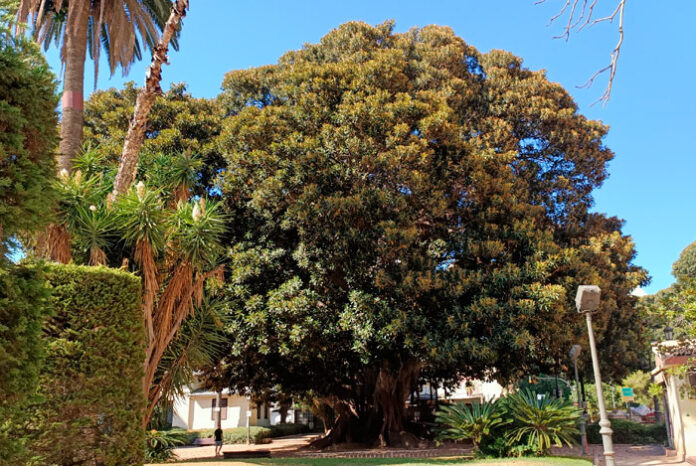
(552, 444, 687, 465)
(157, 433, 317, 464)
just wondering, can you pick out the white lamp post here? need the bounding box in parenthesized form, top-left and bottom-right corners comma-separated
(576, 285, 615, 466)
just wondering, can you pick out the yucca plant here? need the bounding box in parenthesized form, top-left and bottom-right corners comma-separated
(435, 399, 508, 450)
(504, 389, 580, 455)
(46, 149, 227, 428)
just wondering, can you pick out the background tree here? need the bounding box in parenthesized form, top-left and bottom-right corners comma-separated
(620, 370, 652, 407)
(16, 0, 175, 172)
(211, 21, 645, 445)
(642, 241, 696, 341)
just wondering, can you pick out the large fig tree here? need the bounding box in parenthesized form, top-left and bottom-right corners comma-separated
(216, 22, 646, 445)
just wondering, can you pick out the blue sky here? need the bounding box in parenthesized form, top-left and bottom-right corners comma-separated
(42, 0, 696, 293)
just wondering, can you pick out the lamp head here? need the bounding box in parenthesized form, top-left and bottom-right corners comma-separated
(575, 285, 601, 313)
(665, 325, 674, 340)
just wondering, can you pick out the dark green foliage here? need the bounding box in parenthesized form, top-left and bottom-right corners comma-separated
(145, 429, 188, 463)
(517, 375, 573, 401)
(29, 264, 146, 465)
(0, 264, 50, 465)
(586, 419, 666, 445)
(0, 13, 59, 256)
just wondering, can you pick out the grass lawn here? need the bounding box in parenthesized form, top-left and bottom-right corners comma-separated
(169, 456, 590, 465)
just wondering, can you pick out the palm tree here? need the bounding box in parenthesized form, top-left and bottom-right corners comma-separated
(16, 0, 174, 173)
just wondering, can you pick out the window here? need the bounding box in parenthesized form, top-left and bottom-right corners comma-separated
(257, 403, 261, 419)
(211, 397, 228, 420)
(689, 373, 696, 386)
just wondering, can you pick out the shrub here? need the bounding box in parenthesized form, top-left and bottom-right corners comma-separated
(29, 265, 146, 465)
(0, 265, 50, 465)
(587, 419, 666, 445)
(270, 423, 310, 437)
(188, 426, 273, 444)
(504, 389, 580, 455)
(435, 400, 508, 450)
(146, 429, 188, 463)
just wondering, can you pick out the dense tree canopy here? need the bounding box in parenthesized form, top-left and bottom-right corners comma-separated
(208, 21, 646, 444)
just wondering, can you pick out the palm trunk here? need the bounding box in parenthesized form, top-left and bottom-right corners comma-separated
(58, 1, 91, 173)
(112, 0, 189, 196)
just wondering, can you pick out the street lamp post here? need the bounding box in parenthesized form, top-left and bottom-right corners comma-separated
(576, 285, 615, 466)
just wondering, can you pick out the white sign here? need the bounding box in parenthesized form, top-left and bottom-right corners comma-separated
(246, 410, 252, 417)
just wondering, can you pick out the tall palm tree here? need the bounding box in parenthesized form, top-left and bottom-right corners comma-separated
(16, 0, 175, 173)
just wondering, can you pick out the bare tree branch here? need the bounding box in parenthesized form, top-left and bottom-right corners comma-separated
(539, 0, 626, 105)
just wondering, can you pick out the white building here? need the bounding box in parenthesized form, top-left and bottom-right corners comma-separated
(652, 340, 696, 463)
(171, 385, 295, 430)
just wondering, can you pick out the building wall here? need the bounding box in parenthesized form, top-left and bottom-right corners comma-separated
(172, 393, 252, 430)
(674, 376, 696, 458)
(171, 391, 294, 430)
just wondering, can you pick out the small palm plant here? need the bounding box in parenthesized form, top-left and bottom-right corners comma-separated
(435, 399, 508, 451)
(504, 389, 580, 455)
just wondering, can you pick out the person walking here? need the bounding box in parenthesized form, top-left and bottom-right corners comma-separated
(214, 427, 223, 457)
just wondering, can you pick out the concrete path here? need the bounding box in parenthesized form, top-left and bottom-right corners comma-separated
(552, 444, 687, 465)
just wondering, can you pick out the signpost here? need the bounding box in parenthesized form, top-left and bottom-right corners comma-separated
(622, 387, 634, 421)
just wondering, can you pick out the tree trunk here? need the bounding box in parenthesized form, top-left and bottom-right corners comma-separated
(112, 0, 189, 196)
(374, 360, 421, 446)
(309, 361, 421, 448)
(58, 1, 91, 173)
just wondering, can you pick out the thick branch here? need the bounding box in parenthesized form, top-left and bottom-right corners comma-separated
(112, 0, 189, 196)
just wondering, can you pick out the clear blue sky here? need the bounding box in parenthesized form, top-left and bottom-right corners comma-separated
(43, 0, 696, 293)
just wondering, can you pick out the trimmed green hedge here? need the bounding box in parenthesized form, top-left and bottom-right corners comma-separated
(0, 265, 50, 465)
(188, 423, 309, 445)
(189, 426, 272, 445)
(29, 265, 145, 465)
(587, 419, 666, 445)
(270, 423, 310, 437)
